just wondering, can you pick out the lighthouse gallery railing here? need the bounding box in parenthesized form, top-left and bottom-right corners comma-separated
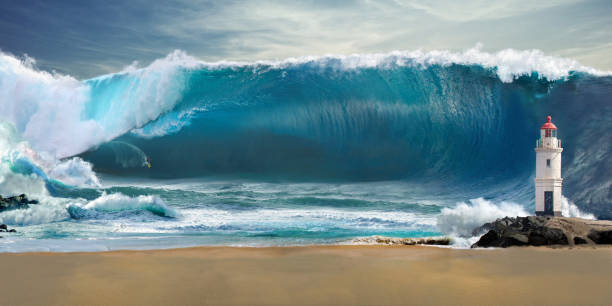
(536, 138, 561, 148)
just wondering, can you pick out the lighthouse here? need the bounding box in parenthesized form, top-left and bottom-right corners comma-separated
(534, 116, 563, 216)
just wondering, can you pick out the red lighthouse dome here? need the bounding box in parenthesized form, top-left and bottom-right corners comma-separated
(541, 116, 557, 130)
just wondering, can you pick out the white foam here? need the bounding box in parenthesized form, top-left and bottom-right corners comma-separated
(80, 192, 179, 217)
(448, 236, 482, 249)
(0, 50, 195, 158)
(176, 44, 610, 83)
(562, 196, 595, 220)
(437, 196, 596, 247)
(0, 168, 48, 199)
(0, 201, 70, 225)
(0, 122, 100, 188)
(110, 206, 436, 235)
(0, 123, 48, 196)
(0, 52, 99, 158)
(48, 157, 100, 187)
(436, 197, 529, 238)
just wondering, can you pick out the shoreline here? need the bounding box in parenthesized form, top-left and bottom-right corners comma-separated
(0, 234, 454, 253)
(2, 245, 612, 305)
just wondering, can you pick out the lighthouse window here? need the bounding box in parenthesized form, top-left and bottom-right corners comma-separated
(546, 159, 551, 167)
(545, 129, 552, 137)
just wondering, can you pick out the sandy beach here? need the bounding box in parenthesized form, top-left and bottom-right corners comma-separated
(1, 245, 612, 306)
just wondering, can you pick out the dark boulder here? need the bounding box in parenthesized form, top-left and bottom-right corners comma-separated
(473, 216, 612, 248)
(472, 216, 569, 248)
(0, 194, 38, 212)
(527, 229, 568, 246)
(587, 230, 612, 244)
(475, 230, 499, 246)
(0, 224, 17, 233)
(573, 236, 588, 245)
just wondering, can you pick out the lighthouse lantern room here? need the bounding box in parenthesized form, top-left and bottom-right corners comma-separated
(534, 116, 563, 217)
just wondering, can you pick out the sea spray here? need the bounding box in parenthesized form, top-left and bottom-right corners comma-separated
(0, 122, 100, 190)
(0, 199, 70, 226)
(437, 198, 529, 237)
(0, 50, 196, 158)
(562, 196, 596, 220)
(437, 196, 596, 247)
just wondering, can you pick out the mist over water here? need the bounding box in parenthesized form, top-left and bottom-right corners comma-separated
(0, 48, 610, 251)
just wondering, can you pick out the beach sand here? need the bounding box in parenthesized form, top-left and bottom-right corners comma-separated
(1, 245, 611, 305)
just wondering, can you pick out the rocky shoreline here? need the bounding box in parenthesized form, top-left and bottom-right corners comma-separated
(0, 194, 36, 238)
(0, 194, 38, 212)
(1, 193, 611, 249)
(0, 224, 17, 235)
(351, 236, 451, 246)
(471, 216, 612, 248)
(353, 217, 612, 248)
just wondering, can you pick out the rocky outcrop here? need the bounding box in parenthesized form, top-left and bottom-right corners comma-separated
(587, 230, 612, 244)
(472, 216, 612, 248)
(0, 224, 16, 233)
(352, 236, 451, 246)
(0, 194, 38, 212)
(0, 224, 17, 238)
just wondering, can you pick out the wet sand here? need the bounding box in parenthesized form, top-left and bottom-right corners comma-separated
(1, 245, 612, 305)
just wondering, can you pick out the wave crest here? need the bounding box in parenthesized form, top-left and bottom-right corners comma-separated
(436, 198, 529, 238)
(0, 202, 70, 226)
(69, 193, 178, 218)
(2, 46, 609, 159)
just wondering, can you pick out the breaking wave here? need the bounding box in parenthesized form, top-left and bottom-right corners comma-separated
(562, 196, 596, 220)
(68, 193, 178, 218)
(437, 198, 529, 238)
(0, 45, 611, 239)
(1, 46, 608, 158)
(436, 196, 596, 247)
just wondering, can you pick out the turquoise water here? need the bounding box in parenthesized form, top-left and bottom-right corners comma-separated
(0, 49, 609, 251)
(0, 175, 535, 251)
(0, 179, 446, 251)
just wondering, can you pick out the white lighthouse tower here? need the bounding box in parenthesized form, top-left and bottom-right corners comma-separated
(534, 116, 563, 216)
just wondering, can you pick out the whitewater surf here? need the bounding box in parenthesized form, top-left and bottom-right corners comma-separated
(0, 47, 609, 252)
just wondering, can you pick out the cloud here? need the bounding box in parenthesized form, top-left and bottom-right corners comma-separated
(0, 0, 610, 78)
(397, 0, 584, 22)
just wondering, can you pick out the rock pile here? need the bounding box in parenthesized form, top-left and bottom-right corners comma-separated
(472, 216, 612, 248)
(0, 224, 16, 233)
(0, 194, 38, 212)
(352, 236, 451, 246)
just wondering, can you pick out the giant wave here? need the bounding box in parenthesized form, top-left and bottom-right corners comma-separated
(1, 46, 611, 223)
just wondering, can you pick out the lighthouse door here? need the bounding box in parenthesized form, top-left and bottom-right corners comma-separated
(544, 191, 554, 215)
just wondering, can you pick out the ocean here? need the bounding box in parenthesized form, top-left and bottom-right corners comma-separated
(0, 47, 609, 252)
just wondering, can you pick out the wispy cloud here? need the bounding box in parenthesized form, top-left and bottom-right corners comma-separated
(0, 0, 610, 78)
(397, 0, 584, 22)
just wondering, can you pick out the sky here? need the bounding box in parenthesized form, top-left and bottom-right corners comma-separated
(1, 0, 611, 79)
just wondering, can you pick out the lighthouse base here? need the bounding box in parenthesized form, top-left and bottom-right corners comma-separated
(535, 211, 563, 217)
